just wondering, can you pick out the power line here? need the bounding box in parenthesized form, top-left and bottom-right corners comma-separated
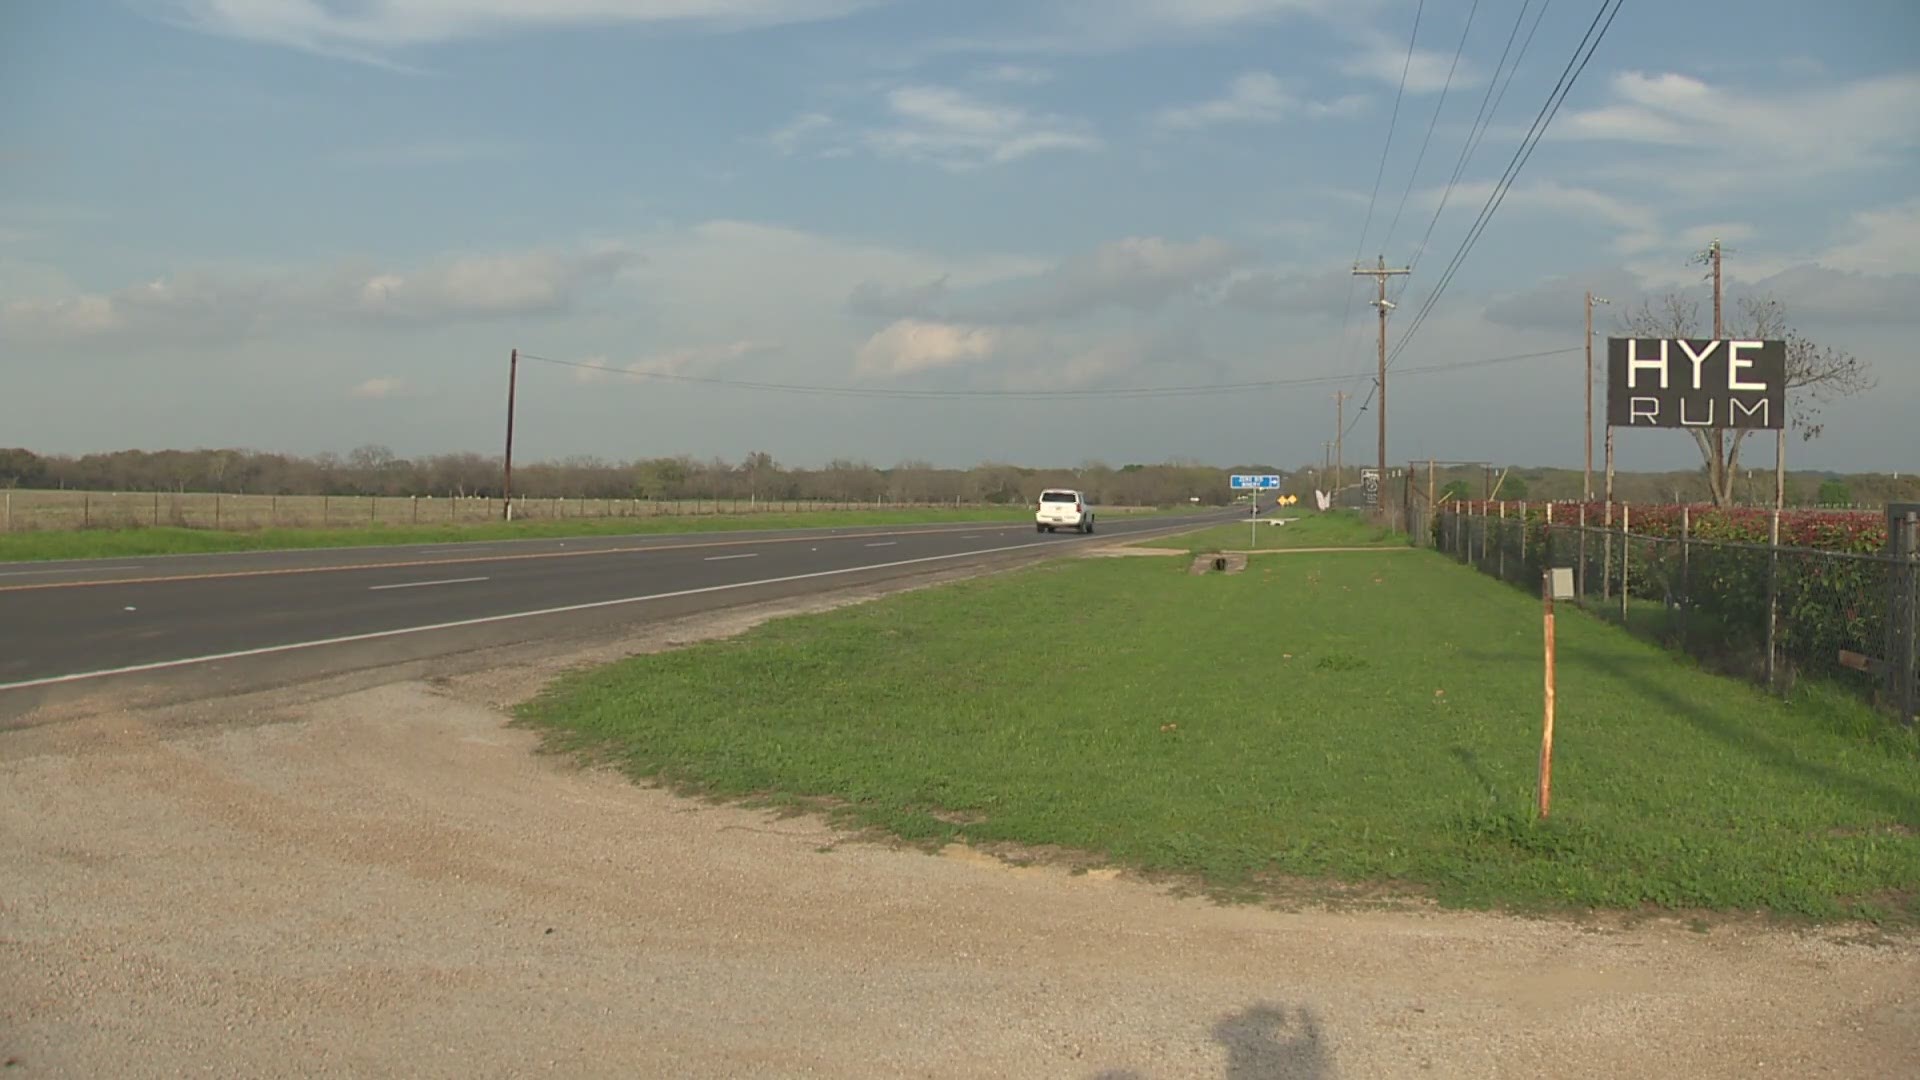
(517, 347, 1579, 402)
(1386, 0, 1626, 373)
(1402, 0, 1553, 289)
(1380, 0, 1483, 258)
(1337, 0, 1428, 390)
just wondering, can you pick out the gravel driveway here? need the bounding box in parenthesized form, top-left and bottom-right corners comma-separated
(3, 600, 1916, 1079)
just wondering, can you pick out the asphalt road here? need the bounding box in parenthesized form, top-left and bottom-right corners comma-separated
(0, 507, 1249, 696)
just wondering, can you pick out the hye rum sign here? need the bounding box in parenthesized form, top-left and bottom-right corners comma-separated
(1606, 338, 1786, 430)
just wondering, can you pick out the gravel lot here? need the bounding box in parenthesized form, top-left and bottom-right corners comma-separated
(3, 590, 1916, 1079)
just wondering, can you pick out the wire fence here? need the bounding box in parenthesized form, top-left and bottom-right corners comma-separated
(1425, 500, 1919, 728)
(0, 490, 1048, 533)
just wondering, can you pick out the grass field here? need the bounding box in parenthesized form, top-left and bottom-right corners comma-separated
(1148, 509, 1407, 554)
(520, 549, 1920, 924)
(0, 507, 1063, 562)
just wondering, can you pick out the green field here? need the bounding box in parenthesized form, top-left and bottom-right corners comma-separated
(0, 507, 1080, 563)
(520, 549, 1920, 924)
(1148, 510, 1406, 554)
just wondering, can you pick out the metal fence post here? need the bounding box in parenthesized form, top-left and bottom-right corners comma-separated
(1577, 503, 1587, 601)
(1499, 501, 1508, 581)
(1680, 505, 1691, 650)
(1619, 502, 1630, 622)
(1766, 509, 1781, 688)
(1519, 501, 1528, 571)
(1603, 501, 1614, 602)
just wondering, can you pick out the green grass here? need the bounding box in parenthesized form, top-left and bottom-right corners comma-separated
(1148, 510, 1407, 554)
(519, 548, 1920, 924)
(0, 507, 1062, 562)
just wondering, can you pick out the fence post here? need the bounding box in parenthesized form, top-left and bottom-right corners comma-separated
(1765, 509, 1781, 689)
(370, 497, 377, 525)
(1603, 502, 1614, 602)
(322, 495, 329, 527)
(211, 494, 217, 531)
(1619, 502, 1630, 622)
(1680, 505, 1691, 651)
(1519, 501, 1528, 570)
(1576, 503, 1587, 601)
(411, 495, 419, 525)
(3, 490, 9, 532)
(84, 492, 91, 529)
(1544, 502, 1554, 572)
(156, 491, 163, 527)
(1893, 506, 1919, 728)
(1499, 502, 1508, 580)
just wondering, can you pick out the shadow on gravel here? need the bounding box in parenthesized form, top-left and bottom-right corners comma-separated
(1091, 1002, 1333, 1079)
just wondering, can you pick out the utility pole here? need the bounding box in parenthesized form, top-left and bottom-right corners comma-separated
(1353, 256, 1411, 506)
(1584, 291, 1610, 502)
(1334, 390, 1348, 493)
(503, 347, 518, 521)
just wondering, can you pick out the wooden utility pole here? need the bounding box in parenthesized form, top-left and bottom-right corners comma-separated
(503, 347, 519, 521)
(1353, 256, 1411, 505)
(1334, 390, 1349, 493)
(1584, 291, 1609, 502)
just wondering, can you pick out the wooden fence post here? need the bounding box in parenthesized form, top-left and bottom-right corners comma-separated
(1619, 502, 1631, 622)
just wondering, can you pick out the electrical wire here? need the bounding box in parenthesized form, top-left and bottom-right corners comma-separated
(518, 347, 1580, 402)
(1402, 0, 1552, 289)
(1385, 0, 1626, 373)
(1336, 0, 1428, 391)
(1380, 0, 1483, 258)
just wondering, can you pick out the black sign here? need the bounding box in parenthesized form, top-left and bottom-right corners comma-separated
(1361, 468, 1380, 508)
(1606, 338, 1785, 430)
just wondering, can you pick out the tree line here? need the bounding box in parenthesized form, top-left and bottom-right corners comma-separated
(0, 446, 1284, 507)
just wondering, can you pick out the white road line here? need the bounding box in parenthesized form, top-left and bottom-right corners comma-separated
(0, 537, 1085, 692)
(703, 553, 760, 562)
(0, 565, 145, 578)
(865, 541, 897, 548)
(367, 576, 491, 592)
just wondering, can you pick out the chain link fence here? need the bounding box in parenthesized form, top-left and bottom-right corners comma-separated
(1433, 501, 1919, 728)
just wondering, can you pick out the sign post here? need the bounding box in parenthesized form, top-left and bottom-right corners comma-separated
(1230, 474, 1281, 550)
(1540, 566, 1575, 819)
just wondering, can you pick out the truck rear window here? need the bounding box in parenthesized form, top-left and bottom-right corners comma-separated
(1041, 492, 1078, 502)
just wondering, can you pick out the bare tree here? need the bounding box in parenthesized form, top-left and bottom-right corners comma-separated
(1619, 294, 1873, 506)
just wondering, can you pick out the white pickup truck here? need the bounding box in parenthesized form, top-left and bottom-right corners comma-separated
(1034, 489, 1095, 534)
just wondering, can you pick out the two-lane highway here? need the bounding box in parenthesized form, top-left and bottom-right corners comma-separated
(0, 508, 1247, 694)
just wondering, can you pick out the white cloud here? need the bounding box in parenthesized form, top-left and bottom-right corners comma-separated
(855, 318, 998, 375)
(1417, 180, 1662, 254)
(162, 0, 886, 61)
(331, 139, 525, 167)
(573, 339, 778, 382)
(0, 245, 636, 344)
(1340, 30, 1479, 94)
(1558, 71, 1920, 186)
(768, 112, 834, 155)
(1817, 197, 1920, 276)
(864, 85, 1101, 169)
(977, 236, 1250, 322)
(352, 377, 406, 400)
(974, 63, 1053, 85)
(1153, 72, 1366, 129)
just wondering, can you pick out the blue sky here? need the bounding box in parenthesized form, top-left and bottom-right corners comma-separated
(3, 0, 1917, 472)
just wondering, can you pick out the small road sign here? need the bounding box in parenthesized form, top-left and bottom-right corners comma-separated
(1230, 474, 1282, 490)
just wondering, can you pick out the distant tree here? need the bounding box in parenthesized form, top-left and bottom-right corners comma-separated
(1496, 474, 1530, 500)
(0, 448, 49, 488)
(1440, 480, 1472, 503)
(1816, 479, 1852, 506)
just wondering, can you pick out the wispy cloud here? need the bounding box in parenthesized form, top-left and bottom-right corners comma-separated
(331, 139, 526, 168)
(864, 85, 1100, 169)
(1338, 28, 1479, 94)
(158, 0, 887, 63)
(967, 236, 1249, 322)
(1557, 71, 1920, 186)
(1153, 72, 1366, 129)
(0, 245, 637, 345)
(768, 112, 835, 156)
(973, 63, 1053, 85)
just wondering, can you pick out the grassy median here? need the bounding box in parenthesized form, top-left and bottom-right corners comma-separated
(0, 507, 1071, 562)
(1148, 509, 1406, 554)
(519, 549, 1920, 924)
